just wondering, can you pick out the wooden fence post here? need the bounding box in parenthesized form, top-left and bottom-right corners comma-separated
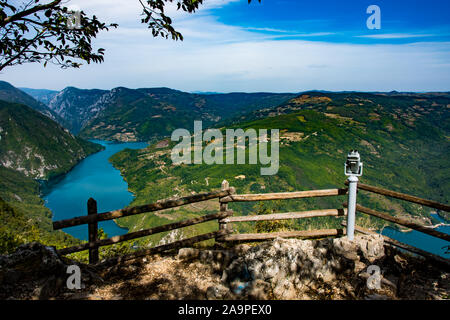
(87, 198, 99, 264)
(218, 180, 233, 236)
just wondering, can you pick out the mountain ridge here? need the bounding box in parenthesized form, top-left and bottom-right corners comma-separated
(109, 91, 449, 247)
(0, 81, 65, 126)
(0, 99, 103, 180)
(22, 83, 297, 142)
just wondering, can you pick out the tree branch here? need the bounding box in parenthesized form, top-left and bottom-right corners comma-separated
(0, 28, 48, 70)
(1, 0, 62, 26)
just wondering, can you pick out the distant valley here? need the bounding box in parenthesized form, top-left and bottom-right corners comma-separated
(109, 92, 449, 246)
(0, 80, 448, 257)
(0, 81, 298, 254)
(21, 83, 297, 141)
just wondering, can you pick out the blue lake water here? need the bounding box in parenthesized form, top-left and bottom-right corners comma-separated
(42, 139, 449, 258)
(43, 140, 147, 241)
(381, 213, 450, 258)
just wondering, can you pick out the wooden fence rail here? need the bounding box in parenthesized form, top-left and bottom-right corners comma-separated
(343, 203, 450, 242)
(53, 188, 234, 230)
(97, 230, 230, 267)
(217, 187, 348, 242)
(54, 187, 235, 264)
(52, 178, 448, 265)
(222, 208, 347, 223)
(219, 229, 344, 242)
(53, 183, 349, 264)
(345, 181, 450, 212)
(219, 188, 347, 203)
(57, 210, 233, 256)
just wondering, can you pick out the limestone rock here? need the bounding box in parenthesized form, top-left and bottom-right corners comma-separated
(0, 242, 69, 299)
(333, 234, 384, 263)
(206, 284, 233, 300)
(221, 235, 386, 300)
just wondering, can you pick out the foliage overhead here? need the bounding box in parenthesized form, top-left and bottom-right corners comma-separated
(0, 0, 116, 70)
(0, 0, 260, 71)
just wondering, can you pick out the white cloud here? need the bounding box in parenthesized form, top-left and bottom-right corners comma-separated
(1, 1, 450, 92)
(243, 28, 335, 38)
(356, 33, 437, 39)
(67, 0, 240, 24)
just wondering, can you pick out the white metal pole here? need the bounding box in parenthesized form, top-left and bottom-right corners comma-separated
(346, 175, 358, 241)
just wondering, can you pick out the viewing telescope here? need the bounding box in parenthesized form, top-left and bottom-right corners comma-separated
(345, 150, 363, 177)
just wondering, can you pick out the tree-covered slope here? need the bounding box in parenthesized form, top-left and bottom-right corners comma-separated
(0, 100, 103, 179)
(79, 87, 214, 142)
(0, 97, 103, 254)
(45, 87, 109, 134)
(22, 83, 297, 140)
(0, 81, 64, 125)
(201, 92, 298, 119)
(0, 166, 80, 254)
(77, 87, 297, 142)
(109, 92, 449, 246)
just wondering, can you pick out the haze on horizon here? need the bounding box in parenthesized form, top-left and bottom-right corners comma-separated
(2, 0, 450, 93)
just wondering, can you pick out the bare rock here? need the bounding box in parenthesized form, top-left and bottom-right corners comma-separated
(221, 235, 386, 299)
(244, 279, 272, 300)
(0, 242, 70, 299)
(333, 234, 384, 264)
(206, 284, 233, 300)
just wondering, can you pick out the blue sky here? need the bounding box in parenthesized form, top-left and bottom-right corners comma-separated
(217, 0, 450, 44)
(2, 0, 450, 92)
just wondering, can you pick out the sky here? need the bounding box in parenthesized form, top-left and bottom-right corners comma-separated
(2, 0, 450, 92)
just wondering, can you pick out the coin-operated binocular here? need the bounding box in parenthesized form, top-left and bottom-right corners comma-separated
(345, 150, 363, 241)
(345, 150, 363, 177)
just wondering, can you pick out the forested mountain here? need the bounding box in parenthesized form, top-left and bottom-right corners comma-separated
(21, 83, 297, 141)
(109, 91, 449, 245)
(0, 97, 102, 253)
(0, 100, 103, 180)
(78, 88, 296, 142)
(45, 87, 109, 134)
(0, 166, 79, 254)
(0, 81, 63, 124)
(1, 81, 448, 254)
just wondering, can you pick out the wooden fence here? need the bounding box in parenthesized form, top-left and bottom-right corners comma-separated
(53, 187, 235, 264)
(52, 179, 449, 265)
(216, 180, 348, 242)
(343, 181, 450, 242)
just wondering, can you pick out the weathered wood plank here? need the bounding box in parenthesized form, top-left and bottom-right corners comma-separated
(347, 203, 450, 242)
(57, 211, 233, 255)
(341, 222, 450, 270)
(95, 230, 229, 267)
(87, 198, 98, 264)
(219, 229, 343, 241)
(218, 180, 234, 234)
(223, 208, 347, 223)
(53, 188, 233, 230)
(220, 188, 348, 202)
(348, 182, 450, 212)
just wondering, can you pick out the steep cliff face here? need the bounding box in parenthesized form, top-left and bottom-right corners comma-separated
(23, 84, 296, 142)
(0, 100, 103, 179)
(78, 87, 221, 142)
(1, 236, 448, 300)
(46, 87, 109, 134)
